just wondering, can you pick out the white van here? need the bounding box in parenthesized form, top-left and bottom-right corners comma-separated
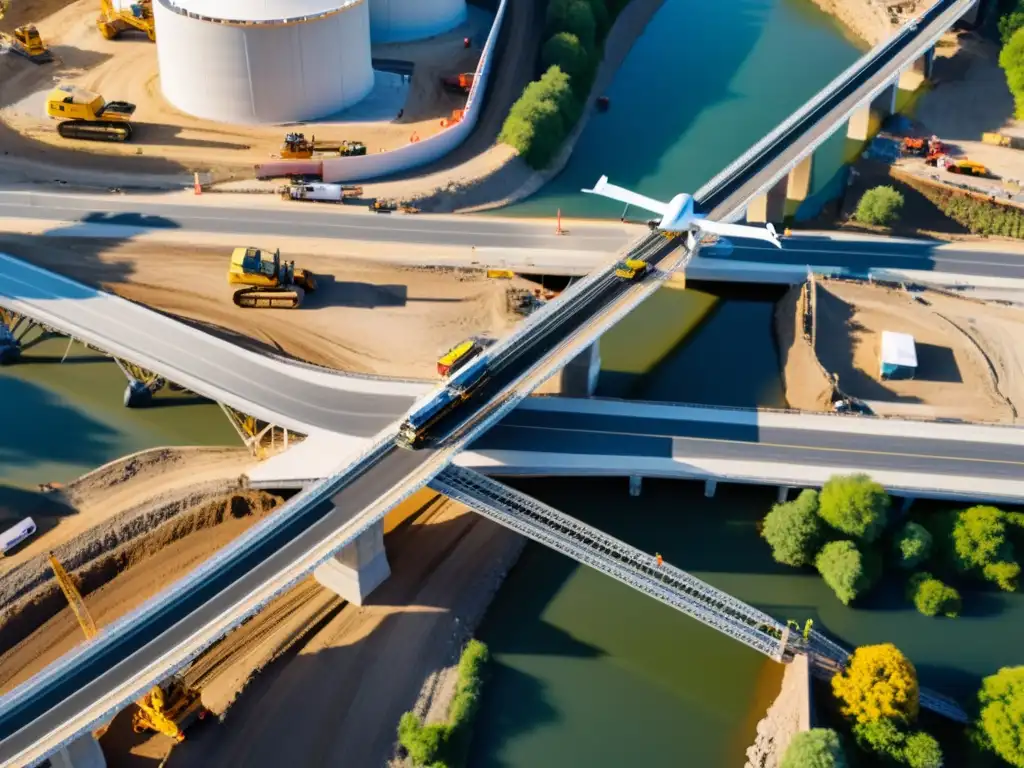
(0, 517, 37, 555)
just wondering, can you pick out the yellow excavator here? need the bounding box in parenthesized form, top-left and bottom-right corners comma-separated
(45, 84, 136, 142)
(97, 0, 155, 41)
(0, 0, 54, 63)
(227, 246, 317, 309)
(48, 553, 208, 742)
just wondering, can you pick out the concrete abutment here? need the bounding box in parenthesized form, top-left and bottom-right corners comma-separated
(847, 82, 898, 143)
(746, 155, 813, 226)
(313, 519, 390, 606)
(50, 734, 106, 768)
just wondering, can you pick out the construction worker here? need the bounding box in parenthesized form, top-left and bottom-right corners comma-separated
(655, 553, 663, 567)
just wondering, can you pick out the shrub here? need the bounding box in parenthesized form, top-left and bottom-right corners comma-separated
(951, 506, 1020, 591)
(541, 32, 594, 84)
(780, 728, 848, 768)
(546, 0, 597, 49)
(396, 640, 489, 767)
(762, 489, 825, 567)
(1001, 8, 1024, 45)
(832, 643, 920, 726)
(907, 572, 961, 618)
(855, 186, 905, 226)
(903, 731, 944, 768)
(585, 0, 610, 37)
(816, 540, 871, 605)
(819, 475, 890, 543)
(893, 522, 932, 570)
(499, 67, 580, 169)
(853, 717, 905, 761)
(1000, 27, 1024, 119)
(977, 666, 1024, 767)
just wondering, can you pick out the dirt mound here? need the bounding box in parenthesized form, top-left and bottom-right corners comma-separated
(0, 489, 282, 686)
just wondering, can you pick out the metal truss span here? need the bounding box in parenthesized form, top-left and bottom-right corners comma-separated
(430, 466, 789, 659)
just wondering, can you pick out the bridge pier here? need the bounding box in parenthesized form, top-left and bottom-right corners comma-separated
(746, 154, 813, 226)
(898, 46, 935, 92)
(50, 734, 106, 768)
(961, 0, 983, 27)
(777, 486, 791, 503)
(629, 475, 642, 497)
(558, 342, 601, 397)
(847, 82, 898, 143)
(113, 359, 166, 408)
(313, 519, 390, 606)
(704, 479, 717, 498)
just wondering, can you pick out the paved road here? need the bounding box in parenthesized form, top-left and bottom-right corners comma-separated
(695, 0, 973, 221)
(724, 234, 1024, 280)
(0, 255, 419, 435)
(0, 191, 634, 253)
(476, 408, 1024, 481)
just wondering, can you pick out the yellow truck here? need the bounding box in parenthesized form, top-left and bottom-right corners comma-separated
(982, 132, 1024, 150)
(615, 258, 651, 280)
(437, 339, 482, 377)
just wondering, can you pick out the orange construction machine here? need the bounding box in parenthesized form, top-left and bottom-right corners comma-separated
(441, 72, 475, 94)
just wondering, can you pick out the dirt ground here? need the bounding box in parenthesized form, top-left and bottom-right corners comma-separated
(0, 446, 251, 578)
(0, 236, 533, 377)
(774, 284, 835, 412)
(0, 0, 487, 181)
(786, 279, 1024, 422)
(804, 0, 896, 46)
(165, 492, 521, 768)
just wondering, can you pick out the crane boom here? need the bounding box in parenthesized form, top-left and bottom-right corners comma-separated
(48, 553, 98, 640)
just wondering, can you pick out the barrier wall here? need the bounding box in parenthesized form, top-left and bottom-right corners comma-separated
(253, 0, 506, 183)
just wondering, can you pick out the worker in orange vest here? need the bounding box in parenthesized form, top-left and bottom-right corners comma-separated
(655, 553, 663, 567)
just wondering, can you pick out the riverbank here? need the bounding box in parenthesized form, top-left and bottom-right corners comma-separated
(804, 0, 895, 46)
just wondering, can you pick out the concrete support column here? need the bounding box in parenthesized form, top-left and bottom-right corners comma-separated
(313, 520, 390, 606)
(704, 479, 717, 498)
(898, 46, 935, 91)
(847, 82, 898, 142)
(777, 486, 791, 503)
(50, 734, 106, 768)
(629, 475, 642, 497)
(901, 496, 915, 515)
(559, 342, 601, 397)
(747, 176, 788, 225)
(961, 0, 982, 27)
(785, 155, 814, 206)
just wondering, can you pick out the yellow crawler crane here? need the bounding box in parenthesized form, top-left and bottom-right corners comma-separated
(45, 84, 136, 142)
(97, 0, 155, 41)
(0, 0, 54, 63)
(227, 246, 318, 309)
(48, 553, 208, 742)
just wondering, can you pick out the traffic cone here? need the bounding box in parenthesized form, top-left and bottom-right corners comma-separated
(193, 172, 202, 195)
(556, 208, 563, 235)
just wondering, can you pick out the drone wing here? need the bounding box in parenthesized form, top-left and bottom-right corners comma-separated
(693, 219, 782, 249)
(581, 175, 670, 217)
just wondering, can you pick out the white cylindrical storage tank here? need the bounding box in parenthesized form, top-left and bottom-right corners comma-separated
(368, 0, 466, 43)
(154, 0, 374, 124)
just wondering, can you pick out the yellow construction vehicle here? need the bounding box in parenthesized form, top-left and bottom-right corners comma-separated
(437, 339, 482, 377)
(45, 84, 135, 142)
(280, 132, 366, 159)
(48, 553, 208, 742)
(97, 0, 155, 41)
(947, 159, 989, 177)
(0, 0, 54, 63)
(227, 247, 317, 309)
(615, 258, 650, 280)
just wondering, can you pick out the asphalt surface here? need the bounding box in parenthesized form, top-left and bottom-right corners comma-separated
(0, 255, 415, 435)
(0, 192, 632, 253)
(724, 236, 1024, 280)
(480, 409, 1024, 481)
(696, 0, 971, 221)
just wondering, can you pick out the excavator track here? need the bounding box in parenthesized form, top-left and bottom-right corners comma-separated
(232, 286, 305, 309)
(57, 119, 132, 142)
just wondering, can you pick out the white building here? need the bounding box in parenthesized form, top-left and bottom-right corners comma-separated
(880, 330, 917, 380)
(154, 0, 374, 124)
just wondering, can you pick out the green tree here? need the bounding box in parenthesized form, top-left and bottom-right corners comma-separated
(976, 666, 1024, 767)
(853, 717, 905, 761)
(855, 186, 905, 226)
(1000, 27, 1024, 118)
(585, 0, 610, 37)
(1001, 9, 1024, 45)
(894, 522, 932, 570)
(398, 713, 447, 766)
(762, 489, 825, 567)
(499, 67, 579, 169)
(832, 643, 920, 726)
(907, 572, 961, 618)
(817, 540, 872, 605)
(546, 0, 597, 49)
(903, 731, 944, 768)
(780, 728, 848, 768)
(819, 474, 891, 543)
(951, 506, 1020, 591)
(541, 32, 593, 84)
(536, 64, 580, 128)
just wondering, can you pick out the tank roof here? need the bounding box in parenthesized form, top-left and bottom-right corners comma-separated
(160, 0, 363, 24)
